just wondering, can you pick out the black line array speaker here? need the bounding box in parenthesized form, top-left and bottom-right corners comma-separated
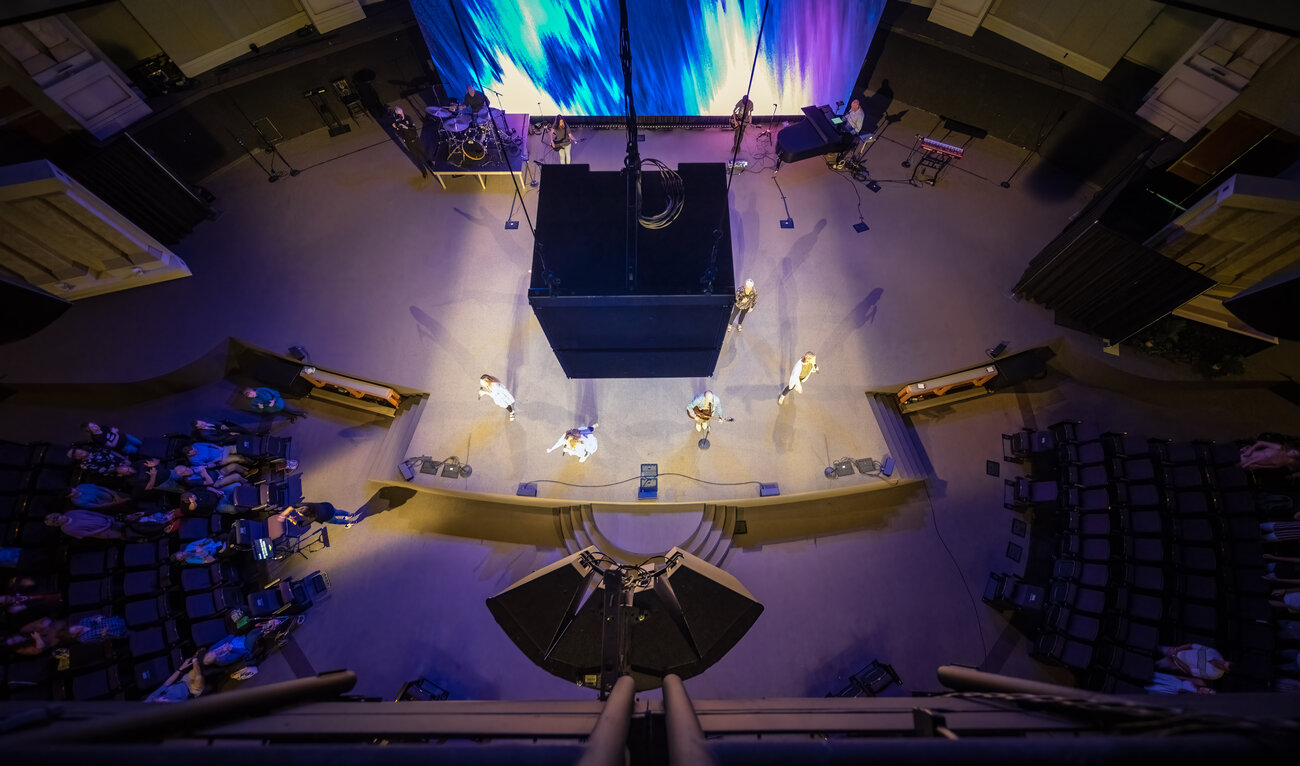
(987, 346, 1054, 391)
(529, 163, 734, 378)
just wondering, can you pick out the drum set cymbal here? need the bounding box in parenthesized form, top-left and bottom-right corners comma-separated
(444, 115, 473, 133)
(426, 105, 456, 119)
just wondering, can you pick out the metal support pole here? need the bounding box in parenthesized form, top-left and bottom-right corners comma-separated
(662, 673, 717, 766)
(937, 664, 1121, 702)
(11, 670, 357, 744)
(576, 674, 636, 766)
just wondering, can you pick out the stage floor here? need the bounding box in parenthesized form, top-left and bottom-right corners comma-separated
(4, 98, 1298, 704)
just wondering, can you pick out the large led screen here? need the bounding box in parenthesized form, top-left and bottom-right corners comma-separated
(413, 0, 883, 117)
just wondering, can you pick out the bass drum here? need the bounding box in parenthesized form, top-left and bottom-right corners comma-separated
(461, 140, 486, 162)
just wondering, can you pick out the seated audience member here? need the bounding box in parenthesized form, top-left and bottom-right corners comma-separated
(1145, 671, 1215, 695)
(1264, 554, 1300, 583)
(171, 537, 228, 566)
(198, 619, 283, 671)
(192, 419, 246, 445)
(1261, 518, 1300, 542)
(181, 487, 239, 516)
(0, 592, 60, 615)
(111, 457, 167, 496)
(184, 442, 254, 470)
(45, 510, 125, 540)
(1270, 587, 1300, 613)
(45, 508, 170, 540)
(82, 422, 142, 455)
(126, 508, 181, 537)
(157, 464, 244, 492)
(1280, 649, 1300, 677)
(5, 615, 128, 655)
(1240, 438, 1300, 473)
(69, 483, 132, 510)
(67, 446, 131, 478)
(1155, 643, 1231, 680)
(242, 387, 306, 422)
(145, 655, 206, 702)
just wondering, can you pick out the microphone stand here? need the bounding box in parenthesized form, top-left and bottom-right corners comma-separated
(486, 88, 517, 138)
(757, 103, 777, 141)
(229, 131, 280, 183)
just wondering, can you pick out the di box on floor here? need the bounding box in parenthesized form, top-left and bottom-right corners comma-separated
(529, 163, 734, 378)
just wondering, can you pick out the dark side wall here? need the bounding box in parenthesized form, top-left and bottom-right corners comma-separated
(853, 1, 1168, 188)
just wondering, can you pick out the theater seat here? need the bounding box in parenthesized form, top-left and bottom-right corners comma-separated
(1106, 616, 1159, 652)
(1044, 605, 1101, 643)
(1050, 581, 1108, 615)
(1093, 642, 1156, 684)
(1052, 559, 1108, 589)
(1032, 632, 1093, 671)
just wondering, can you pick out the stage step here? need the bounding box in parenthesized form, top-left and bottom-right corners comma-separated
(710, 505, 738, 566)
(554, 506, 580, 555)
(364, 393, 429, 484)
(682, 503, 714, 554)
(553, 503, 741, 568)
(866, 393, 934, 480)
(702, 501, 722, 561)
(569, 504, 593, 551)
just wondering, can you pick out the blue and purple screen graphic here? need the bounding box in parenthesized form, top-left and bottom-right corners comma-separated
(413, 0, 883, 117)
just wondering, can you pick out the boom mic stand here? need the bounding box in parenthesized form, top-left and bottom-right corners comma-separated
(230, 131, 281, 183)
(858, 109, 906, 161)
(757, 102, 777, 141)
(486, 88, 518, 138)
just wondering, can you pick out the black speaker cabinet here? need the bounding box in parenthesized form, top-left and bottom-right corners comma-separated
(987, 347, 1054, 391)
(529, 163, 734, 378)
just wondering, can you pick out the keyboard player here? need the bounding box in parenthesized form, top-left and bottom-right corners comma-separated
(835, 99, 869, 169)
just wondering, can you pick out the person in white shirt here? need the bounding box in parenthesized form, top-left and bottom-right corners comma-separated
(838, 99, 870, 167)
(1156, 643, 1231, 680)
(778, 352, 819, 405)
(845, 99, 865, 135)
(478, 374, 516, 421)
(547, 424, 598, 463)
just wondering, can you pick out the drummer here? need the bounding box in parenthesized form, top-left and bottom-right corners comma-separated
(464, 85, 489, 116)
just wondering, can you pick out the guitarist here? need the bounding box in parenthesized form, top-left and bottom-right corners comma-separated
(730, 95, 753, 155)
(550, 114, 572, 164)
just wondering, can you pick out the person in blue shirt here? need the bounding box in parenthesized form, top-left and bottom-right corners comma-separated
(182, 443, 254, 486)
(242, 387, 306, 422)
(68, 483, 131, 510)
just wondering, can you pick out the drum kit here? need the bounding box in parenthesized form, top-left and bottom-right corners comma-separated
(426, 103, 522, 167)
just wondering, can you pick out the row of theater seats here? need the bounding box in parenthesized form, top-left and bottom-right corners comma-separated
(990, 422, 1280, 693)
(2, 437, 306, 700)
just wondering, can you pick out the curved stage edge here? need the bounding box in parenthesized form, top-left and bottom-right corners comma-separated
(364, 472, 926, 567)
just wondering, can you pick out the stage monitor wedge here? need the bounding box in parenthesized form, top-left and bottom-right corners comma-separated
(529, 163, 734, 378)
